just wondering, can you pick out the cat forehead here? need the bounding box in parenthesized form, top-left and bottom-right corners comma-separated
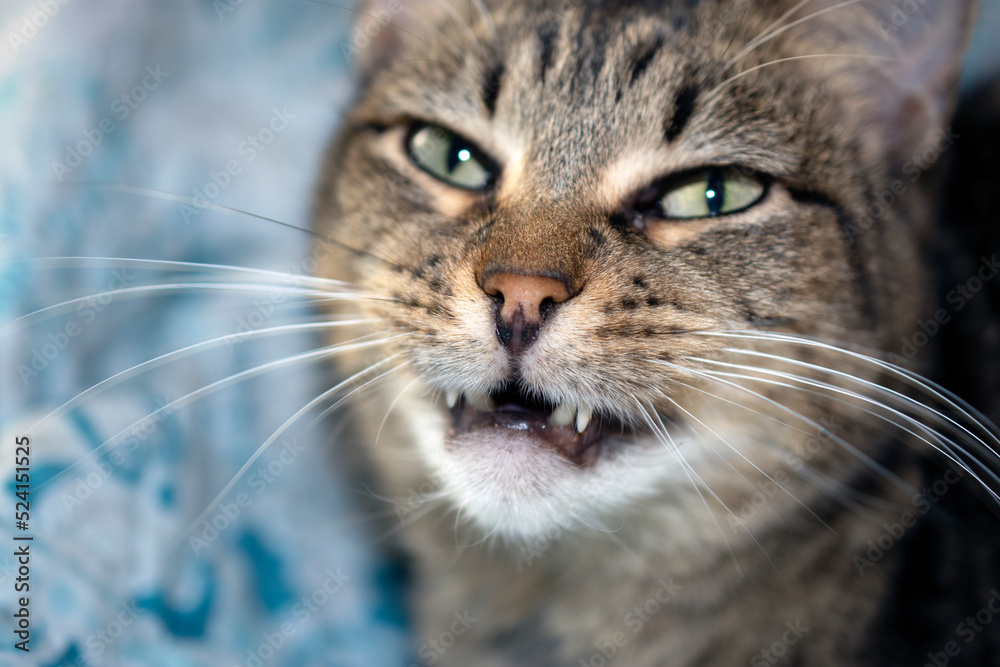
(356, 1, 809, 195)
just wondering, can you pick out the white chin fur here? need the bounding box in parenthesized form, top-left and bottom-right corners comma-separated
(441, 429, 585, 541)
(431, 425, 680, 543)
(397, 393, 697, 544)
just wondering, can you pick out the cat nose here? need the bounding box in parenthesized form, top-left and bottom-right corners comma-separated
(482, 272, 570, 352)
(483, 272, 570, 324)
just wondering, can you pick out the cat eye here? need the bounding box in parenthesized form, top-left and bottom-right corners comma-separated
(406, 123, 495, 191)
(654, 167, 766, 219)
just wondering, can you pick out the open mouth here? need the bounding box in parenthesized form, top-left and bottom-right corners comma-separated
(444, 385, 630, 465)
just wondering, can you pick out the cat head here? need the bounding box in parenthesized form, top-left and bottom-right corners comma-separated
(315, 0, 977, 544)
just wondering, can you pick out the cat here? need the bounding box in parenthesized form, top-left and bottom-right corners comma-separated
(313, 0, 1000, 664)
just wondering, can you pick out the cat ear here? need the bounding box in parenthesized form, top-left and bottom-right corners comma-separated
(870, 0, 977, 117)
(850, 0, 978, 154)
(344, 0, 458, 77)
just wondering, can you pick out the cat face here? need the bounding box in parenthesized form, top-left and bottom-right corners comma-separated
(315, 0, 974, 543)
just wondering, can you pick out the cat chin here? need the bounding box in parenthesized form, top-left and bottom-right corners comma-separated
(438, 428, 590, 541)
(408, 409, 682, 543)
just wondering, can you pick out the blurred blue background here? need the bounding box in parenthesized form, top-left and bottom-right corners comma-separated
(0, 2, 411, 665)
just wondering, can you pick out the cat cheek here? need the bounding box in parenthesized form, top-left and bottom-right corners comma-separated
(643, 220, 710, 248)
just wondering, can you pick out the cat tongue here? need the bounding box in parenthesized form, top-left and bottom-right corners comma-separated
(450, 407, 601, 465)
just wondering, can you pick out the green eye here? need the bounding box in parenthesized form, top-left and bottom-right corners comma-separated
(657, 167, 765, 219)
(407, 124, 495, 190)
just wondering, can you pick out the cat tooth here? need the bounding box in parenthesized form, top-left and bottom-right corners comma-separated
(549, 403, 575, 428)
(576, 405, 593, 433)
(466, 391, 495, 413)
(445, 390, 459, 409)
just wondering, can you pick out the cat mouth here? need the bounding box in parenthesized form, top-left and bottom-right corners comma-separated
(444, 386, 629, 465)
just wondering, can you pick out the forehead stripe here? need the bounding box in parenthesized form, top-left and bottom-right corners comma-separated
(664, 83, 699, 142)
(483, 61, 505, 116)
(629, 36, 664, 85)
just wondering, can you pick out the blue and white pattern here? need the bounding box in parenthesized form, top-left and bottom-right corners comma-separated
(0, 1, 410, 665)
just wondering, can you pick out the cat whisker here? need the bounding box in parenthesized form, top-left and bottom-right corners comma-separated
(375, 373, 427, 449)
(751, 0, 820, 47)
(452, 497, 468, 549)
(703, 330, 1000, 450)
(70, 181, 322, 239)
(468, 0, 500, 48)
(716, 346, 1000, 460)
(713, 0, 750, 64)
(670, 365, 907, 517)
(2, 282, 367, 334)
(631, 397, 751, 576)
(657, 360, 917, 499)
(65, 181, 411, 271)
(375, 496, 449, 545)
(670, 377, 813, 437)
(428, 0, 493, 57)
(688, 363, 987, 512)
(36, 334, 408, 493)
(650, 383, 831, 532)
(353, 481, 451, 518)
(22, 256, 354, 290)
(173, 355, 411, 549)
(692, 331, 1000, 488)
(709, 53, 895, 98)
(724, 0, 867, 72)
(28, 318, 378, 435)
(687, 357, 1000, 505)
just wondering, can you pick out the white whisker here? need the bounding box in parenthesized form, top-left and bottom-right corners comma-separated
(703, 330, 1000, 449)
(724, 0, 867, 71)
(2, 282, 367, 334)
(375, 373, 426, 449)
(709, 53, 894, 97)
(651, 383, 831, 532)
(173, 356, 411, 547)
(19, 256, 353, 289)
(631, 397, 749, 575)
(27, 319, 379, 435)
(657, 359, 916, 496)
(717, 346, 1000, 457)
(34, 334, 409, 493)
(687, 356, 1000, 505)
(672, 366, 906, 517)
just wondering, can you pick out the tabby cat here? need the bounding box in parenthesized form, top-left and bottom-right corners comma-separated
(314, 0, 1000, 664)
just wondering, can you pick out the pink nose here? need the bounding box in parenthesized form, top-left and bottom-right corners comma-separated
(482, 272, 570, 325)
